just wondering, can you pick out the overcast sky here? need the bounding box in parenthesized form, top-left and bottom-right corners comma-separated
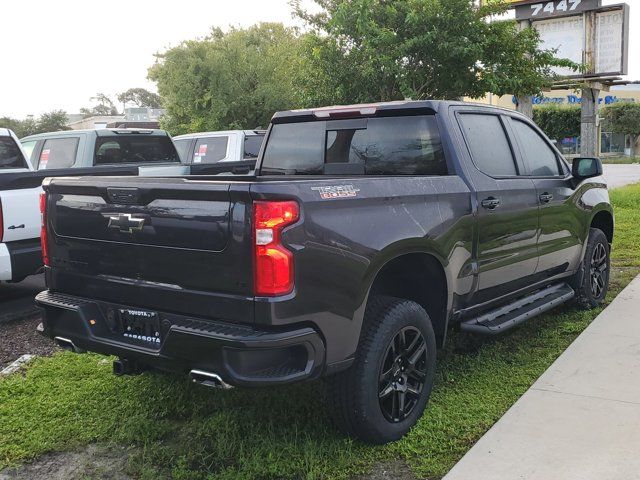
(0, 0, 637, 119)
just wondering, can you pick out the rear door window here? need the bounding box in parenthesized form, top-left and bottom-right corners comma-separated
(193, 137, 229, 164)
(244, 134, 265, 159)
(38, 137, 79, 169)
(510, 119, 562, 176)
(458, 114, 518, 177)
(0, 137, 28, 169)
(261, 116, 447, 176)
(94, 136, 179, 165)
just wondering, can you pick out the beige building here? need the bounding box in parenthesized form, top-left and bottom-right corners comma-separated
(466, 84, 640, 156)
(67, 115, 125, 130)
(66, 108, 165, 131)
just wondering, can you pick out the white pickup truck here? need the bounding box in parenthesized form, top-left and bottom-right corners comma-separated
(2, 128, 188, 283)
(0, 128, 41, 282)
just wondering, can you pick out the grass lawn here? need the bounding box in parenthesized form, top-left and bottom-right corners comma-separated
(601, 156, 639, 164)
(2, 184, 640, 480)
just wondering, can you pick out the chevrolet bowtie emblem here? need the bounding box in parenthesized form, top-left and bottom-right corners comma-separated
(107, 213, 145, 234)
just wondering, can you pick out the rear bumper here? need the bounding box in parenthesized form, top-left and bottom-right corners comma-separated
(36, 290, 326, 387)
(0, 239, 41, 281)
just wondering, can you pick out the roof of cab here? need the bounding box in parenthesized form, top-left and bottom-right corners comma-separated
(173, 130, 267, 140)
(21, 128, 170, 141)
(271, 100, 518, 123)
(0, 128, 10, 137)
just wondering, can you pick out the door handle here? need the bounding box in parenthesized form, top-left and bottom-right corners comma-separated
(481, 197, 501, 210)
(539, 193, 554, 204)
(8, 224, 25, 230)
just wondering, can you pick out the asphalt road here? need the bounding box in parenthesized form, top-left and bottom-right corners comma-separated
(601, 163, 640, 189)
(0, 274, 44, 324)
(1, 164, 638, 325)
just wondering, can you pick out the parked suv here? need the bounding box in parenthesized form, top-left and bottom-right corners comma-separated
(37, 101, 613, 443)
(21, 129, 187, 176)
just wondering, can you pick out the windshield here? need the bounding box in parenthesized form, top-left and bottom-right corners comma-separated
(0, 137, 28, 169)
(94, 135, 179, 165)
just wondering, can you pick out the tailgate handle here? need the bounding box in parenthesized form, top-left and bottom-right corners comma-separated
(8, 224, 25, 230)
(107, 187, 141, 205)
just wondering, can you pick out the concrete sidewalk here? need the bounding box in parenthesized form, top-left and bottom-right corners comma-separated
(444, 275, 640, 480)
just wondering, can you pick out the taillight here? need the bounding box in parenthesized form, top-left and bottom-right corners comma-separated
(253, 200, 299, 296)
(39, 192, 50, 266)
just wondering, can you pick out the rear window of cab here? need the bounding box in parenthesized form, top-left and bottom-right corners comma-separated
(261, 115, 447, 176)
(95, 136, 179, 165)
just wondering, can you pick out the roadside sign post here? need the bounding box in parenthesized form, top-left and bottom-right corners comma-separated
(493, 0, 630, 157)
(581, 10, 601, 157)
(581, 86, 601, 156)
(516, 18, 535, 118)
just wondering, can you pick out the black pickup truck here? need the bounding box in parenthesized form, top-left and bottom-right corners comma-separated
(36, 101, 613, 443)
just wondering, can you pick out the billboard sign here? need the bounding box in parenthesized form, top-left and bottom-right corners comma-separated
(515, 0, 601, 20)
(532, 4, 629, 77)
(595, 8, 628, 75)
(534, 15, 584, 76)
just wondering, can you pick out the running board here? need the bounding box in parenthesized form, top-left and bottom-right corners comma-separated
(460, 283, 575, 335)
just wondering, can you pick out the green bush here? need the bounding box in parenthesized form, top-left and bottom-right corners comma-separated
(533, 105, 581, 141)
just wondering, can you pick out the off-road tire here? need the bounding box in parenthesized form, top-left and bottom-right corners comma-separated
(574, 228, 610, 309)
(326, 296, 437, 444)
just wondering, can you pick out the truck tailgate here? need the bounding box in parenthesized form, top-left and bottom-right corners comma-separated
(44, 177, 254, 324)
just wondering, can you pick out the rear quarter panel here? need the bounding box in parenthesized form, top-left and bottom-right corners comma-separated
(251, 176, 473, 364)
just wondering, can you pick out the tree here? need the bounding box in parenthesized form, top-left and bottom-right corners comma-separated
(602, 102, 640, 157)
(533, 105, 581, 142)
(292, 0, 578, 106)
(148, 23, 305, 135)
(37, 110, 70, 133)
(117, 88, 162, 109)
(0, 116, 31, 137)
(0, 111, 70, 137)
(80, 93, 119, 117)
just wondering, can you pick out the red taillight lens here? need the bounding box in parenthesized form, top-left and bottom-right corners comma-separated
(253, 200, 299, 296)
(39, 192, 50, 266)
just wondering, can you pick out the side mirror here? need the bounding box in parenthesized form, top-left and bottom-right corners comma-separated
(572, 157, 603, 180)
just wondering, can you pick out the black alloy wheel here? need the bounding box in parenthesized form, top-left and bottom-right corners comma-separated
(573, 228, 610, 308)
(590, 242, 608, 299)
(327, 296, 437, 444)
(378, 326, 428, 423)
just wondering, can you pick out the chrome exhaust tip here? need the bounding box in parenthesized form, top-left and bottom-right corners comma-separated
(54, 336, 85, 353)
(189, 369, 233, 389)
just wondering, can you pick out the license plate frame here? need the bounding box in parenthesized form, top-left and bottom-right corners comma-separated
(119, 308, 162, 346)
